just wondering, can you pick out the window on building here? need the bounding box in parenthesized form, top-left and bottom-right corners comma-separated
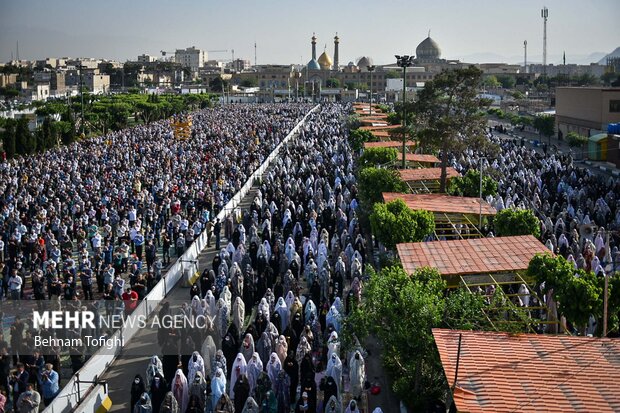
(610, 100, 620, 113)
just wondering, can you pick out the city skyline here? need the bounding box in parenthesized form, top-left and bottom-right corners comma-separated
(1, 0, 618, 66)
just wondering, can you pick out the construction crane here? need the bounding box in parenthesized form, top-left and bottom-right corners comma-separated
(208, 50, 228, 54)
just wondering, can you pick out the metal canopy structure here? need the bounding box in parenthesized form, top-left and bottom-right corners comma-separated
(458, 272, 564, 334)
(397, 236, 563, 332)
(382, 192, 496, 239)
(396, 235, 550, 287)
(398, 167, 460, 193)
(363, 140, 416, 149)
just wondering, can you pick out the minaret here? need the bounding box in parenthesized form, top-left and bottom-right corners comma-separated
(311, 33, 317, 60)
(333, 34, 339, 71)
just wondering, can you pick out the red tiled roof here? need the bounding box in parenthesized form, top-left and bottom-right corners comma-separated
(403, 153, 440, 163)
(363, 141, 416, 149)
(396, 235, 549, 276)
(382, 193, 496, 215)
(359, 124, 401, 131)
(433, 329, 620, 413)
(398, 167, 460, 182)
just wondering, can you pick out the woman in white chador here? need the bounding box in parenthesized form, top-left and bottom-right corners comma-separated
(246, 352, 263, 396)
(145, 355, 163, 388)
(187, 351, 205, 383)
(229, 353, 247, 399)
(172, 368, 189, 413)
(349, 350, 365, 399)
(211, 367, 226, 412)
(326, 353, 343, 400)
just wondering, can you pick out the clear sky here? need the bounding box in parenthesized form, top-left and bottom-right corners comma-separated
(1, 0, 618, 66)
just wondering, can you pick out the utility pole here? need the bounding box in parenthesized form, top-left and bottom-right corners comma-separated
(541, 7, 549, 75)
(79, 65, 85, 136)
(396, 55, 414, 168)
(367, 65, 375, 115)
(524, 40, 528, 73)
(603, 230, 610, 336)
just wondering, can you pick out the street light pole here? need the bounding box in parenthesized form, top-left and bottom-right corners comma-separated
(367, 65, 375, 115)
(479, 159, 483, 227)
(79, 65, 85, 137)
(396, 55, 414, 168)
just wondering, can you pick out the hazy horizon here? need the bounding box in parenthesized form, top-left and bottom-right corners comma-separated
(1, 0, 618, 66)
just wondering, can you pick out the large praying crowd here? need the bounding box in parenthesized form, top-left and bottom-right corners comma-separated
(129, 104, 378, 413)
(0, 103, 319, 412)
(0, 103, 385, 413)
(454, 137, 620, 271)
(453, 135, 620, 333)
(2, 97, 619, 412)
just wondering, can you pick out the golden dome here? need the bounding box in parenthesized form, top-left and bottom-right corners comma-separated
(318, 51, 333, 70)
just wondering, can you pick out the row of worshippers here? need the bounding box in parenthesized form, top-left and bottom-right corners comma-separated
(0, 103, 313, 304)
(454, 139, 619, 273)
(129, 104, 377, 412)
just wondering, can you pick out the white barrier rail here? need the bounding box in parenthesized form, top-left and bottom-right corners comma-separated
(43, 104, 319, 413)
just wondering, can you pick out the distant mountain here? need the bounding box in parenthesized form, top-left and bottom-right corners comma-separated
(598, 47, 620, 64)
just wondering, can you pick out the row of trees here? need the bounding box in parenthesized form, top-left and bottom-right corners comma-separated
(1, 115, 76, 158)
(1, 92, 215, 159)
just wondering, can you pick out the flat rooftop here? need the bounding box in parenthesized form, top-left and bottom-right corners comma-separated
(382, 192, 496, 215)
(396, 235, 549, 276)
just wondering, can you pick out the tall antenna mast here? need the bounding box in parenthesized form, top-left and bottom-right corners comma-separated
(524, 40, 528, 73)
(16, 40, 19, 61)
(541, 6, 548, 75)
(254, 42, 257, 68)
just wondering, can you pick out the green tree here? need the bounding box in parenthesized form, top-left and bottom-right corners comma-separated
(15, 117, 36, 155)
(358, 147, 398, 168)
(343, 266, 446, 408)
(601, 72, 620, 86)
(343, 266, 496, 409)
(358, 167, 408, 209)
(325, 78, 341, 88)
(414, 66, 496, 192)
(385, 70, 401, 79)
(565, 131, 588, 148)
(240, 78, 258, 87)
(346, 114, 362, 131)
(1, 87, 19, 98)
(136, 101, 159, 124)
(565, 131, 588, 159)
(533, 114, 555, 143)
(370, 199, 435, 249)
(493, 208, 541, 238)
(527, 254, 603, 330)
(37, 117, 57, 150)
(386, 112, 400, 125)
(483, 75, 500, 88)
(447, 169, 498, 198)
(209, 77, 228, 93)
(348, 129, 378, 152)
(1, 119, 17, 158)
(496, 75, 516, 89)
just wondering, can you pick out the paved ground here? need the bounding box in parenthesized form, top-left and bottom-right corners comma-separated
(102, 188, 257, 412)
